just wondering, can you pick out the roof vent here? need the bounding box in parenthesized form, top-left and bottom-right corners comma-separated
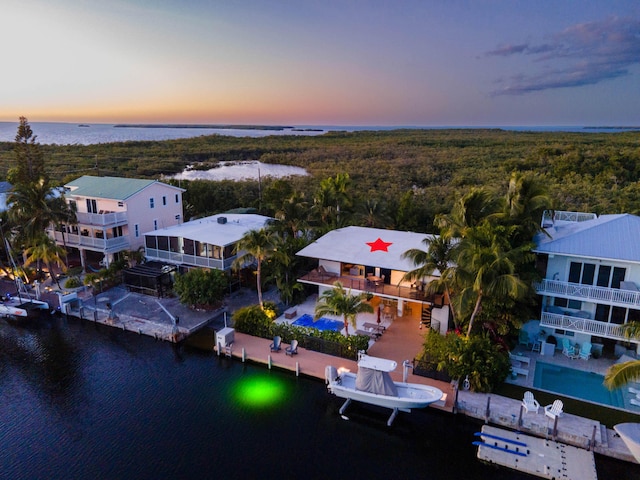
(217, 216, 227, 224)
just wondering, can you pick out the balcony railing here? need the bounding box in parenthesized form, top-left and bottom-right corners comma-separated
(76, 211, 128, 227)
(535, 279, 640, 308)
(541, 210, 597, 227)
(51, 231, 130, 253)
(145, 249, 234, 270)
(540, 311, 630, 342)
(298, 271, 433, 304)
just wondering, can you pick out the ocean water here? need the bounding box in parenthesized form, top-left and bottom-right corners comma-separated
(1, 316, 635, 480)
(0, 122, 636, 146)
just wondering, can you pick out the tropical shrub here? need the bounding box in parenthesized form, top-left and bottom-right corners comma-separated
(233, 304, 370, 359)
(173, 268, 228, 309)
(64, 276, 82, 289)
(420, 331, 511, 393)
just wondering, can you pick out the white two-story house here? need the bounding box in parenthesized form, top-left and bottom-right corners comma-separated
(533, 211, 640, 357)
(296, 226, 450, 334)
(49, 175, 184, 270)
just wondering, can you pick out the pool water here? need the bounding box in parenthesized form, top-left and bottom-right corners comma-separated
(533, 361, 625, 408)
(292, 313, 343, 332)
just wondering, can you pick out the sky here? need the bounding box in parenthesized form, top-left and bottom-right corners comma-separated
(2, 0, 639, 126)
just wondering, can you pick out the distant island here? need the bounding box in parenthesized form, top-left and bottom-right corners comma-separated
(113, 124, 294, 131)
(583, 126, 640, 130)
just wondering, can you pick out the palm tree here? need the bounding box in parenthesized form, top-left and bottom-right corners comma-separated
(402, 235, 458, 328)
(455, 222, 532, 337)
(266, 234, 305, 306)
(233, 228, 275, 310)
(24, 233, 67, 289)
(314, 281, 373, 337)
(274, 191, 309, 238)
(502, 172, 551, 243)
(604, 322, 640, 389)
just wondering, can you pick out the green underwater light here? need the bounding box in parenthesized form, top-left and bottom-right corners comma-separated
(232, 374, 289, 408)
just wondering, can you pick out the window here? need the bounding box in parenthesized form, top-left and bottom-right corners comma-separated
(183, 238, 195, 255)
(112, 226, 123, 238)
(150, 198, 155, 209)
(612, 267, 626, 289)
(134, 224, 139, 238)
(595, 304, 611, 322)
(611, 306, 626, 324)
(118, 201, 124, 207)
(162, 196, 167, 206)
(145, 236, 156, 249)
(596, 266, 611, 287)
(568, 261, 596, 285)
(157, 236, 169, 251)
(153, 220, 158, 230)
(568, 299, 582, 309)
(175, 193, 179, 203)
(86, 198, 97, 213)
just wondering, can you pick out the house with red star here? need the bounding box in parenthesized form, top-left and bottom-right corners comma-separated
(296, 226, 450, 333)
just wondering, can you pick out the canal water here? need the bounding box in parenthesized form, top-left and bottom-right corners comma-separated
(0, 316, 636, 480)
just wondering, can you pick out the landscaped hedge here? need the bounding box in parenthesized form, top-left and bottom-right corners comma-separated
(232, 304, 369, 360)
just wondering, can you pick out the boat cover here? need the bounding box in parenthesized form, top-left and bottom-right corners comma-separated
(355, 367, 398, 396)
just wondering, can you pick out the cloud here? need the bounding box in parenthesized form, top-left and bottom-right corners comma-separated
(487, 16, 640, 95)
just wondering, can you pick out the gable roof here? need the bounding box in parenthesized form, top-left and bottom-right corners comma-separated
(533, 213, 640, 263)
(65, 175, 183, 200)
(296, 226, 437, 273)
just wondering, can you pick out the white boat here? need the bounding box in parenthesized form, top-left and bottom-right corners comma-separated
(614, 423, 640, 463)
(0, 295, 50, 319)
(325, 353, 444, 425)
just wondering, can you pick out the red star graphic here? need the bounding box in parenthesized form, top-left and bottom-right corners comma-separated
(366, 237, 393, 252)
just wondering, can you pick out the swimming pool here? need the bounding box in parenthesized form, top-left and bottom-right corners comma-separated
(533, 361, 625, 408)
(292, 314, 343, 332)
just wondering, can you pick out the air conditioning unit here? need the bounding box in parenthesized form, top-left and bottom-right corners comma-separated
(217, 217, 227, 224)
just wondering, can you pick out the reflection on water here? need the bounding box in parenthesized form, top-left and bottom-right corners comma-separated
(0, 316, 636, 480)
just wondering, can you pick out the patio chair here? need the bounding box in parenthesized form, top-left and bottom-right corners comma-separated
(544, 399, 563, 420)
(561, 338, 576, 358)
(285, 339, 298, 356)
(629, 387, 640, 396)
(522, 391, 540, 413)
(579, 342, 592, 360)
(270, 335, 282, 352)
(518, 330, 530, 348)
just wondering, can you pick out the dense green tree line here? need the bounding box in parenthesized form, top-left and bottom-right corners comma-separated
(1, 129, 639, 231)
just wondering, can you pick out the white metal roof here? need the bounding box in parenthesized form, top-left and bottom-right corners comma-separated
(144, 213, 272, 247)
(296, 226, 437, 272)
(533, 213, 640, 263)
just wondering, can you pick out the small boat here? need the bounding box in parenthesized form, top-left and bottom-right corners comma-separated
(614, 423, 640, 463)
(0, 294, 50, 319)
(325, 353, 444, 425)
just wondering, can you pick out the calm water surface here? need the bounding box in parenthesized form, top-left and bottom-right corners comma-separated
(0, 316, 635, 480)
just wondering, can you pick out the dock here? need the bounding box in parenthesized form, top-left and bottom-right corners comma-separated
(475, 425, 598, 479)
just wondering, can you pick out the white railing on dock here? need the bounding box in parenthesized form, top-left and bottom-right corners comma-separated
(535, 279, 640, 308)
(540, 312, 628, 341)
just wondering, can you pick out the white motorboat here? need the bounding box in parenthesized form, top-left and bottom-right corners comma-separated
(614, 423, 640, 463)
(0, 295, 50, 319)
(325, 353, 444, 425)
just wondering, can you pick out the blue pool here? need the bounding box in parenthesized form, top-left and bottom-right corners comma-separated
(292, 314, 343, 332)
(533, 361, 625, 408)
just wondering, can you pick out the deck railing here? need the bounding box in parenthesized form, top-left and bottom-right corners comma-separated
(298, 271, 431, 304)
(535, 279, 640, 308)
(76, 211, 128, 226)
(540, 311, 629, 341)
(50, 231, 130, 252)
(145, 249, 235, 270)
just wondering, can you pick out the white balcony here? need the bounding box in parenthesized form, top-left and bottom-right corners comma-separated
(51, 231, 130, 253)
(76, 211, 128, 227)
(535, 279, 640, 309)
(540, 311, 633, 342)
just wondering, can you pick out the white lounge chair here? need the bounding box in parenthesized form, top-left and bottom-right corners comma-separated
(522, 391, 540, 413)
(630, 398, 640, 408)
(629, 387, 640, 396)
(544, 399, 563, 420)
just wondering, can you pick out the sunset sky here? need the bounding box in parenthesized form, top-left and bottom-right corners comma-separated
(2, 0, 639, 125)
